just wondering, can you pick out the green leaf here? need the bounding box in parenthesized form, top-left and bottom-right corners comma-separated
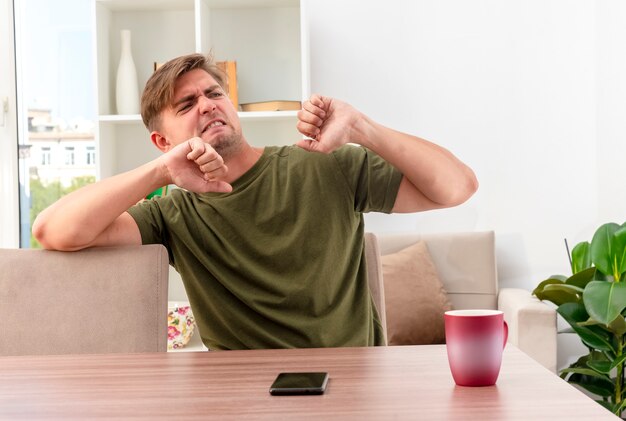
(614, 397, 626, 417)
(589, 350, 611, 362)
(615, 226, 626, 276)
(545, 284, 584, 294)
(607, 315, 626, 336)
(595, 270, 613, 282)
(586, 360, 612, 374)
(578, 318, 602, 327)
(561, 367, 610, 380)
(579, 315, 626, 335)
(566, 372, 614, 397)
(596, 400, 616, 413)
(533, 278, 563, 295)
(566, 267, 597, 289)
(591, 223, 623, 278)
(609, 353, 626, 372)
(561, 355, 592, 379)
(572, 241, 592, 274)
(534, 278, 580, 306)
(586, 351, 616, 376)
(583, 281, 626, 325)
(557, 302, 615, 353)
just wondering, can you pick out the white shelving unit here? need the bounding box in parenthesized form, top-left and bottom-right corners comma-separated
(92, 0, 310, 324)
(93, 0, 309, 179)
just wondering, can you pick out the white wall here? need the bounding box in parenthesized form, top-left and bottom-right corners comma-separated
(308, 0, 626, 369)
(596, 1, 626, 224)
(306, 0, 607, 293)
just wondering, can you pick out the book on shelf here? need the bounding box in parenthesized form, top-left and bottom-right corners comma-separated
(239, 100, 302, 112)
(216, 61, 239, 109)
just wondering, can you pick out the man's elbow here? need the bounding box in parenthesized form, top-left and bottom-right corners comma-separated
(32, 217, 84, 251)
(32, 218, 61, 250)
(461, 170, 479, 202)
(31, 217, 51, 248)
(445, 170, 479, 207)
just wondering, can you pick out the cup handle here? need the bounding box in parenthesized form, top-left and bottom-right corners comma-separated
(502, 320, 509, 349)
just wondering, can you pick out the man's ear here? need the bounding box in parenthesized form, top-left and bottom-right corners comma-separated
(151, 131, 171, 152)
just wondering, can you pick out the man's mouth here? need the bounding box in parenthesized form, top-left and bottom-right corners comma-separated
(201, 120, 226, 134)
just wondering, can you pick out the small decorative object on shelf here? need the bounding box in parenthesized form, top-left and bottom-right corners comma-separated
(146, 185, 169, 200)
(167, 302, 197, 351)
(115, 29, 140, 115)
(239, 100, 302, 112)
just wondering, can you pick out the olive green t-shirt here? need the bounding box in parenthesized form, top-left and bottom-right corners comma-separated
(128, 145, 402, 350)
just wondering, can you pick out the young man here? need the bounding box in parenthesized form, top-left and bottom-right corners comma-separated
(33, 53, 478, 350)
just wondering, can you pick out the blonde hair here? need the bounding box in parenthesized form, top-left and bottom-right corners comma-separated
(140, 53, 226, 131)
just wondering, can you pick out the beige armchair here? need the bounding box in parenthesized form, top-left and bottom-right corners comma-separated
(365, 231, 557, 372)
(0, 245, 169, 356)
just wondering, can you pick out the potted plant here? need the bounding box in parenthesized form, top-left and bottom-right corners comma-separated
(533, 222, 626, 417)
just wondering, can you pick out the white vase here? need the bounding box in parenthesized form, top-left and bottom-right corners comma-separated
(115, 29, 140, 115)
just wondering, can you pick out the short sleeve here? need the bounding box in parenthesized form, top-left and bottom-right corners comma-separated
(127, 197, 168, 246)
(331, 145, 403, 213)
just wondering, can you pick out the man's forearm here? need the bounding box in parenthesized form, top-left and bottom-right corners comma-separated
(354, 115, 478, 209)
(33, 160, 167, 251)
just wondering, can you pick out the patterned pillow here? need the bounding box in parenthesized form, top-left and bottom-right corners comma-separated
(167, 303, 196, 350)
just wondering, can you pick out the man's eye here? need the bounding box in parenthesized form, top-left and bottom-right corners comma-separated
(178, 103, 192, 113)
(209, 91, 224, 98)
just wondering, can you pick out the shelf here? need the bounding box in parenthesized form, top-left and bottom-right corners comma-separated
(99, 114, 142, 123)
(206, 0, 299, 8)
(98, 0, 300, 11)
(96, 0, 193, 12)
(238, 110, 298, 121)
(99, 110, 298, 125)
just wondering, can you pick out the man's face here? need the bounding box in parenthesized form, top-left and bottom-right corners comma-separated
(155, 68, 242, 157)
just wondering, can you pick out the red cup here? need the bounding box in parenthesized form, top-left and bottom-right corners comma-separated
(444, 309, 508, 387)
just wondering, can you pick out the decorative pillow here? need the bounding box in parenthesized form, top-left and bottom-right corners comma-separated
(382, 240, 453, 345)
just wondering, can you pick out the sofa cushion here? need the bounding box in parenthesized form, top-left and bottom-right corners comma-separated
(382, 240, 453, 345)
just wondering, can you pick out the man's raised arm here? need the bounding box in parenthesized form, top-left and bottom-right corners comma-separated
(295, 94, 478, 213)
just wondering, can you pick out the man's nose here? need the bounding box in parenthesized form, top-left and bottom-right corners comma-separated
(198, 95, 217, 113)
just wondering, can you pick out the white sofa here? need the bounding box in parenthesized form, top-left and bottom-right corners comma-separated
(0, 232, 556, 370)
(365, 231, 557, 372)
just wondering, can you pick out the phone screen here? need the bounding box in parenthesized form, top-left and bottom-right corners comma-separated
(269, 372, 329, 395)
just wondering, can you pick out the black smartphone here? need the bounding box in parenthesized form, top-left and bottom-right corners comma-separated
(269, 372, 329, 395)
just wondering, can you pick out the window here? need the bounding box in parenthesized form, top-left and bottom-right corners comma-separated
(15, 0, 96, 248)
(41, 146, 51, 165)
(0, 0, 19, 247)
(86, 145, 95, 165)
(64, 146, 75, 166)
